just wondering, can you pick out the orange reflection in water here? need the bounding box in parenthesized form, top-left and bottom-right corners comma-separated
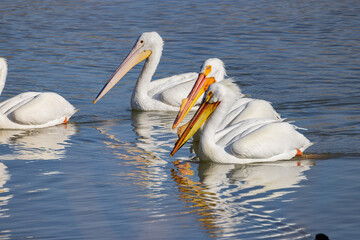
(171, 160, 224, 237)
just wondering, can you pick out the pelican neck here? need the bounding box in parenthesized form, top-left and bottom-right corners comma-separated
(0, 61, 8, 96)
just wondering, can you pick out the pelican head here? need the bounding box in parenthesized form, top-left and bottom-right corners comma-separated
(171, 82, 238, 156)
(93, 32, 164, 104)
(172, 58, 226, 129)
(199, 58, 226, 82)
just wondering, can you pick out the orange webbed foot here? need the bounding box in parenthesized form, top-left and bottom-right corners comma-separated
(295, 148, 303, 156)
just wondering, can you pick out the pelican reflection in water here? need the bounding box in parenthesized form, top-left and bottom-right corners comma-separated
(131, 110, 195, 158)
(0, 124, 76, 160)
(94, 116, 172, 190)
(0, 162, 11, 219)
(171, 159, 315, 239)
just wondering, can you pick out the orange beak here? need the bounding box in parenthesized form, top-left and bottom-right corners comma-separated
(93, 42, 151, 104)
(170, 94, 219, 157)
(172, 73, 215, 130)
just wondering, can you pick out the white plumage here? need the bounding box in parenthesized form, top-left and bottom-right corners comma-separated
(171, 82, 312, 164)
(172, 58, 281, 130)
(0, 58, 77, 129)
(93, 32, 202, 111)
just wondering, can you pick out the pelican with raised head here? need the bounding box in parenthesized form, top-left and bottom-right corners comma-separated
(93, 32, 203, 111)
(171, 81, 312, 164)
(172, 58, 281, 130)
(0, 58, 77, 129)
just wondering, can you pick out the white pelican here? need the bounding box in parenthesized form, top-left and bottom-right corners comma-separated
(171, 81, 312, 164)
(172, 58, 281, 130)
(93, 32, 202, 111)
(0, 58, 77, 129)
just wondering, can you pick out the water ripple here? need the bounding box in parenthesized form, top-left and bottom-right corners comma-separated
(170, 160, 315, 239)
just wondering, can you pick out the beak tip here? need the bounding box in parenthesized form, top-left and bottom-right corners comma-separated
(93, 99, 97, 104)
(172, 120, 180, 130)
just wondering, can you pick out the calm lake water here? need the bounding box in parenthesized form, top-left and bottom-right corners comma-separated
(0, 0, 359, 239)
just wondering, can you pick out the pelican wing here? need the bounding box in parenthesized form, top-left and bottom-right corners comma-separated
(0, 92, 76, 128)
(150, 72, 199, 107)
(216, 118, 278, 145)
(229, 122, 312, 160)
(0, 92, 39, 114)
(218, 98, 281, 130)
(228, 99, 281, 124)
(9, 92, 76, 125)
(217, 98, 252, 130)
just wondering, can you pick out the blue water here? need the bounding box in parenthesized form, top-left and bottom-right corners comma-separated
(0, 0, 359, 239)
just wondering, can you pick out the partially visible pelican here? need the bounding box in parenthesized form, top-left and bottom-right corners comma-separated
(171, 81, 312, 164)
(172, 58, 280, 130)
(0, 58, 77, 129)
(93, 32, 202, 111)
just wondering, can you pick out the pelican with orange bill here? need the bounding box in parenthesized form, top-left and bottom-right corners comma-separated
(171, 81, 312, 164)
(172, 58, 282, 133)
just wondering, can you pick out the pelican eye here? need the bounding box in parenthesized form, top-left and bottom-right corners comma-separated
(206, 90, 213, 101)
(140, 40, 144, 44)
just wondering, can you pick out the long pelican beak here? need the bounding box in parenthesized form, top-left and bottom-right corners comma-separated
(172, 73, 215, 130)
(93, 43, 152, 104)
(170, 94, 219, 157)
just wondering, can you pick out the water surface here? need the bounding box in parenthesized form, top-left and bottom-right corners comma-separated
(0, 0, 359, 239)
